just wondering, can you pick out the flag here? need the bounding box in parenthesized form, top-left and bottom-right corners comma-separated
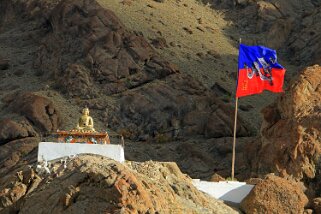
(236, 44, 286, 98)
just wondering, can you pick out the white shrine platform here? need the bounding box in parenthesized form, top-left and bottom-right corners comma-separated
(38, 142, 125, 163)
(193, 180, 254, 204)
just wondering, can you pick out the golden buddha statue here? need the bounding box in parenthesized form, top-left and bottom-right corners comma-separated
(76, 108, 95, 132)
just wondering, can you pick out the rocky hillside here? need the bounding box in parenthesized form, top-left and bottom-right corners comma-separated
(0, 0, 255, 182)
(0, 0, 251, 139)
(0, 0, 321, 213)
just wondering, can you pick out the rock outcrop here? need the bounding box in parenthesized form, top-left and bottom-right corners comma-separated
(0, 155, 238, 213)
(250, 65, 321, 180)
(0, 167, 41, 211)
(33, 0, 176, 97)
(241, 175, 308, 214)
(0, 137, 38, 178)
(2, 92, 61, 133)
(0, 119, 37, 145)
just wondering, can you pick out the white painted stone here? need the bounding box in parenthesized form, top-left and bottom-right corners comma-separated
(38, 142, 125, 163)
(193, 180, 254, 204)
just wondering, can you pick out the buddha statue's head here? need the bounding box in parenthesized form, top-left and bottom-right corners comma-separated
(82, 107, 90, 116)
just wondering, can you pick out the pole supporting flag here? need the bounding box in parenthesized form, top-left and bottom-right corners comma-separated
(231, 43, 286, 180)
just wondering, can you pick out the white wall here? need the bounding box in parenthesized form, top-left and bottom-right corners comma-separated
(193, 180, 254, 204)
(38, 142, 125, 163)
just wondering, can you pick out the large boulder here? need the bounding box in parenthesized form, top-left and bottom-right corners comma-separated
(250, 65, 321, 180)
(240, 175, 308, 214)
(2, 92, 61, 133)
(0, 119, 36, 145)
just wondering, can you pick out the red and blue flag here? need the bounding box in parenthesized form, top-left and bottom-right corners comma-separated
(236, 44, 286, 97)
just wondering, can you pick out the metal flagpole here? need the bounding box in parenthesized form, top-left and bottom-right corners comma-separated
(231, 38, 241, 180)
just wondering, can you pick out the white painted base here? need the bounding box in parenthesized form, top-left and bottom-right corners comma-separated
(38, 142, 125, 163)
(193, 180, 254, 204)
